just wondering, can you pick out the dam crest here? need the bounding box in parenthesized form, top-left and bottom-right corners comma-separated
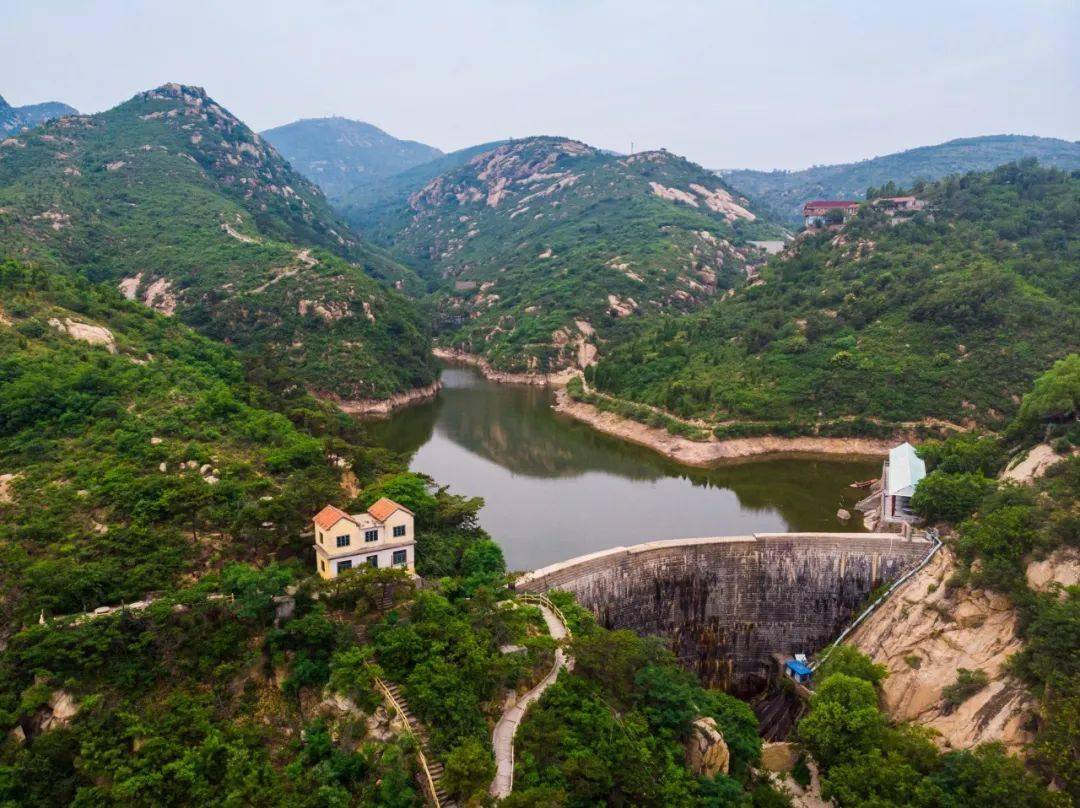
(515, 532, 931, 695)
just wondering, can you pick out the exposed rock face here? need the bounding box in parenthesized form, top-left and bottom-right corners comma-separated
(39, 690, 79, 732)
(1026, 548, 1080, 592)
(685, 716, 730, 776)
(48, 317, 116, 352)
(517, 533, 930, 694)
(1002, 443, 1071, 484)
(0, 473, 16, 504)
(849, 548, 1038, 753)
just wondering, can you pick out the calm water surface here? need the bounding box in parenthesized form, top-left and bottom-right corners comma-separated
(366, 367, 878, 570)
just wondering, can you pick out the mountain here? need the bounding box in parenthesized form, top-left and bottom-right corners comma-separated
(721, 135, 1080, 224)
(261, 116, 443, 200)
(338, 139, 507, 220)
(346, 136, 786, 373)
(0, 93, 77, 134)
(590, 161, 1080, 432)
(0, 83, 436, 402)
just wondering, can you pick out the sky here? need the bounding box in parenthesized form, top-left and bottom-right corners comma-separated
(3, 0, 1077, 170)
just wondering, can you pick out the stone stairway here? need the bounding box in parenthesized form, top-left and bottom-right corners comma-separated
(382, 680, 456, 808)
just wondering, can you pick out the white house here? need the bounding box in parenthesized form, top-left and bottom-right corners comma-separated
(312, 498, 416, 579)
(881, 442, 926, 525)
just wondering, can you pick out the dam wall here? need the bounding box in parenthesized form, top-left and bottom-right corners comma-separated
(515, 532, 931, 694)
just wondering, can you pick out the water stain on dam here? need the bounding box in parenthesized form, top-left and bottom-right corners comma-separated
(517, 533, 930, 696)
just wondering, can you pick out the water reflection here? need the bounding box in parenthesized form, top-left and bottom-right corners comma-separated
(366, 368, 878, 570)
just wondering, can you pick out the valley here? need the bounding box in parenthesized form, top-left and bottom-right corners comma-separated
(0, 58, 1077, 808)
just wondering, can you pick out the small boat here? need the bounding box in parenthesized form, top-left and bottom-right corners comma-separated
(849, 478, 878, 489)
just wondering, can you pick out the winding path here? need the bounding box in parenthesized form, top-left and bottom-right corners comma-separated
(490, 597, 573, 799)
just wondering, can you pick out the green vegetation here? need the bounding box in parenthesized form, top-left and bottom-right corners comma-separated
(511, 593, 785, 806)
(941, 669, 990, 710)
(797, 649, 1065, 807)
(911, 471, 996, 524)
(262, 117, 443, 200)
(0, 83, 436, 401)
(347, 137, 783, 373)
(722, 134, 1080, 224)
(593, 162, 1080, 433)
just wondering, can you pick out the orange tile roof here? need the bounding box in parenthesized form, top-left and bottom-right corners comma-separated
(366, 497, 412, 522)
(313, 504, 352, 531)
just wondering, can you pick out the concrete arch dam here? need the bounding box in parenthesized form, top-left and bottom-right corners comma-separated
(515, 532, 931, 695)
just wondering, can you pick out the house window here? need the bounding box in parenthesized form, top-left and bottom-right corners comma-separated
(336, 535, 350, 548)
(365, 529, 379, 543)
(317, 531, 323, 545)
(336, 560, 352, 573)
(393, 525, 407, 538)
(392, 549, 407, 567)
(366, 555, 378, 568)
(319, 560, 325, 571)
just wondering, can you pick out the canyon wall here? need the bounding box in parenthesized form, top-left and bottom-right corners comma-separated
(516, 533, 931, 694)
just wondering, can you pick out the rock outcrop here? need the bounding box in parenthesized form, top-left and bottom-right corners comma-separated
(684, 716, 730, 777)
(849, 548, 1038, 753)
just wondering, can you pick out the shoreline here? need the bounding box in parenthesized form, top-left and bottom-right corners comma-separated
(335, 379, 443, 417)
(552, 388, 892, 465)
(433, 347, 579, 387)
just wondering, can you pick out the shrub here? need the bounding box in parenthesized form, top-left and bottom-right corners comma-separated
(816, 646, 888, 686)
(941, 668, 990, 710)
(911, 470, 994, 523)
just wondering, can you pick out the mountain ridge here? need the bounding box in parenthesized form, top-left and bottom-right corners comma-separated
(0, 82, 437, 401)
(262, 115, 443, 200)
(0, 92, 78, 134)
(721, 134, 1080, 224)
(344, 135, 786, 373)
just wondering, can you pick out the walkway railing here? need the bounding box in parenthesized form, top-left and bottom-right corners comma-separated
(488, 593, 573, 798)
(813, 527, 942, 671)
(518, 593, 573, 640)
(374, 676, 443, 808)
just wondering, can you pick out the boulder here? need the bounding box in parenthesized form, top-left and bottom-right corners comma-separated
(684, 716, 729, 777)
(40, 691, 79, 731)
(837, 508, 851, 521)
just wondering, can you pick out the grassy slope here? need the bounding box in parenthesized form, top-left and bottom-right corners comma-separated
(0, 84, 435, 400)
(722, 134, 1080, 225)
(592, 162, 1080, 433)
(348, 137, 786, 372)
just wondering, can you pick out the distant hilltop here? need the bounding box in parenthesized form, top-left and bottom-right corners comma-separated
(720, 134, 1080, 224)
(261, 116, 443, 199)
(0, 93, 77, 134)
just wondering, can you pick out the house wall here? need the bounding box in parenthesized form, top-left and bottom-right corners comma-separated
(383, 509, 414, 543)
(315, 542, 415, 579)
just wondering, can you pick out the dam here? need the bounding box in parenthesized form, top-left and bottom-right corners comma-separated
(515, 532, 931, 695)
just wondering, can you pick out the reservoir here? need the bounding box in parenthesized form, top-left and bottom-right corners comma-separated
(367, 367, 879, 570)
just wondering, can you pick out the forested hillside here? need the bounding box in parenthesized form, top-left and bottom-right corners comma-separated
(0, 260, 797, 805)
(722, 135, 1080, 225)
(349, 137, 785, 373)
(591, 162, 1080, 434)
(262, 117, 443, 200)
(0, 83, 436, 402)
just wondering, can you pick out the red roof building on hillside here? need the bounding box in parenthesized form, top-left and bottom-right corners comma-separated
(803, 199, 860, 224)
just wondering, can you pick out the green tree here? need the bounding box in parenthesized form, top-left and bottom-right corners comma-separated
(911, 470, 994, 523)
(816, 646, 888, 686)
(442, 737, 496, 802)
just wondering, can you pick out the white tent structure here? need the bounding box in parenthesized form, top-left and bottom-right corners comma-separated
(882, 442, 926, 524)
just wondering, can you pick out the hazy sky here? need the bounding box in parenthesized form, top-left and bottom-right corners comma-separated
(4, 1, 1077, 169)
